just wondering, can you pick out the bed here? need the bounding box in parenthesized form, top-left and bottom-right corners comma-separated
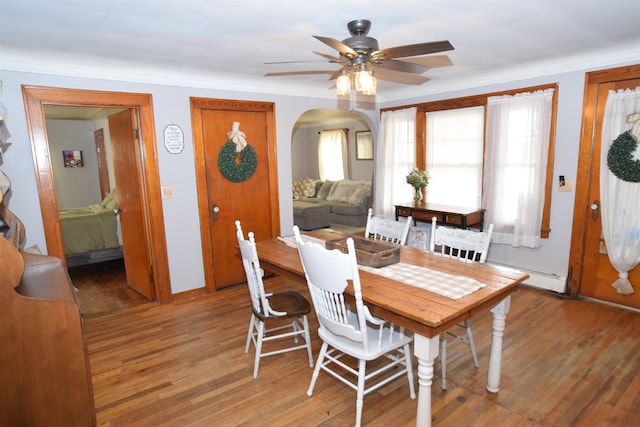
(60, 188, 123, 267)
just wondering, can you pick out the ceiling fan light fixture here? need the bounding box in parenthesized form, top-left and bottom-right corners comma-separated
(355, 64, 376, 95)
(336, 71, 351, 96)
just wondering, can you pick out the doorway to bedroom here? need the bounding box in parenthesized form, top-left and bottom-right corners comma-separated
(22, 85, 172, 306)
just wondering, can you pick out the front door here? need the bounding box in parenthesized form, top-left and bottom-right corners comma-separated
(569, 65, 640, 309)
(191, 98, 280, 291)
(109, 109, 154, 299)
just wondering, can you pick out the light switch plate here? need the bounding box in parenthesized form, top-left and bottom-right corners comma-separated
(161, 185, 175, 199)
(559, 178, 573, 192)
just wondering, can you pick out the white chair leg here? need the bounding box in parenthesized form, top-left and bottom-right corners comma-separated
(355, 359, 366, 427)
(252, 320, 265, 379)
(245, 314, 255, 354)
(292, 320, 300, 344)
(465, 320, 479, 368)
(302, 315, 314, 368)
(404, 343, 416, 399)
(307, 342, 327, 396)
(440, 332, 448, 390)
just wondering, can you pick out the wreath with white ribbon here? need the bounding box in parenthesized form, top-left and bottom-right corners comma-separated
(218, 122, 258, 183)
(607, 131, 640, 183)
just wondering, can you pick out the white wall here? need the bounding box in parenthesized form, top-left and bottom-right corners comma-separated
(0, 70, 377, 294)
(46, 119, 102, 209)
(0, 59, 636, 294)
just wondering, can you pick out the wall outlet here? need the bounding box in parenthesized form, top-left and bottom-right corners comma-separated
(161, 185, 175, 199)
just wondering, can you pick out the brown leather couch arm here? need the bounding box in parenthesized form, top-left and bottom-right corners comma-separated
(15, 251, 76, 302)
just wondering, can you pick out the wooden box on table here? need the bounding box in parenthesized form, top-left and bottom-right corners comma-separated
(325, 237, 400, 268)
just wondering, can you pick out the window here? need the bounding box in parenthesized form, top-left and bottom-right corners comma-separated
(425, 106, 484, 208)
(381, 83, 557, 242)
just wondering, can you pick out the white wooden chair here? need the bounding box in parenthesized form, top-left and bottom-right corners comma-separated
(364, 208, 412, 245)
(235, 221, 314, 379)
(429, 217, 494, 390)
(293, 225, 415, 427)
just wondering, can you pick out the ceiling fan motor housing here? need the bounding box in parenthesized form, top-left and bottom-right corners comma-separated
(342, 19, 379, 59)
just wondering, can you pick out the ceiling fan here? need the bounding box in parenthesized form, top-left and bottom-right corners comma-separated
(266, 19, 454, 95)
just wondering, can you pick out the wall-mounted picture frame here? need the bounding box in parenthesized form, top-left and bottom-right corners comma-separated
(163, 124, 184, 154)
(63, 150, 83, 168)
(355, 131, 373, 160)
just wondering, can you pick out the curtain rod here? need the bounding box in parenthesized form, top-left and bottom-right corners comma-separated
(318, 128, 349, 134)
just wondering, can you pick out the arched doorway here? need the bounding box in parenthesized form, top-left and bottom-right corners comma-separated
(290, 108, 374, 231)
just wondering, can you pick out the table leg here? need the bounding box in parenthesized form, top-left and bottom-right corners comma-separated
(487, 295, 511, 392)
(413, 334, 440, 427)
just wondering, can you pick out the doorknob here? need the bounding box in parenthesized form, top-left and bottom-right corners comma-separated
(590, 200, 599, 220)
(212, 204, 220, 221)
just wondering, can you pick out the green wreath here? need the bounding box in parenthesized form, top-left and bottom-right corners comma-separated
(218, 141, 258, 182)
(607, 131, 640, 183)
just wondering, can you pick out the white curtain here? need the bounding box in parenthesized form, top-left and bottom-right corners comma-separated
(483, 88, 554, 248)
(318, 130, 347, 181)
(374, 107, 416, 218)
(600, 87, 640, 295)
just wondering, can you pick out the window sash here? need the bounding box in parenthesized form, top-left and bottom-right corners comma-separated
(425, 106, 484, 209)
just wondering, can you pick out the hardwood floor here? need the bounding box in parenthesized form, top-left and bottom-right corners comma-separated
(82, 277, 640, 426)
(69, 259, 149, 318)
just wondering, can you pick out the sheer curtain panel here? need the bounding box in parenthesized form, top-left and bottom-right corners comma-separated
(483, 88, 554, 248)
(600, 87, 640, 295)
(318, 130, 347, 181)
(374, 108, 417, 218)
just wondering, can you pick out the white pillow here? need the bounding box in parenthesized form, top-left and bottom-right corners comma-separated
(327, 180, 360, 202)
(348, 187, 371, 206)
(316, 180, 335, 199)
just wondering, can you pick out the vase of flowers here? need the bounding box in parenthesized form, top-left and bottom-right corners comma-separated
(406, 168, 429, 205)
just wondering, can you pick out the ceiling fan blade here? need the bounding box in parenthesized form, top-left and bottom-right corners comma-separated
(327, 68, 345, 81)
(374, 59, 430, 74)
(313, 51, 347, 63)
(402, 55, 454, 68)
(313, 35, 359, 58)
(375, 40, 454, 59)
(371, 66, 431, 85)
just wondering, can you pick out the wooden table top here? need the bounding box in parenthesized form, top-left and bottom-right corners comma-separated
(256, 229, 529, 338)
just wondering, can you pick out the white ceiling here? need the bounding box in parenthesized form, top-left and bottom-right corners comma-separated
(2, 1, 639, 103)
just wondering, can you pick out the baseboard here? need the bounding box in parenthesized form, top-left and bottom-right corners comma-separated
(488, 262, 567, 293)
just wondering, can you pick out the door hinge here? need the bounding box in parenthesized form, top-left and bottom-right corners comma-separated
(149, 271, 154, 284)
(133, 128, 140, 140)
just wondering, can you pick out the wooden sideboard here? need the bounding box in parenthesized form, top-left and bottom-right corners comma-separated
(0, 237, 96, 426)
(395, 203, 485, 230)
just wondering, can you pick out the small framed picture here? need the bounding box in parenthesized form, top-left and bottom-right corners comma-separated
(355, 131, 373, 160)
(63, 150, 83, 168)
(408, 227, 430, 250)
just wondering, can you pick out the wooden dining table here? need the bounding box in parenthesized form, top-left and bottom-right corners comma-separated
(256, 229, 529, 427)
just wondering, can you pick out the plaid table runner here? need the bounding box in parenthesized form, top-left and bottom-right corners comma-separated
(358, 262, 485, 300)
(278, 235, 485, 300)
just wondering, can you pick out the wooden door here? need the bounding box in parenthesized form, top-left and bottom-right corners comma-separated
(569, 65, 640, 309)
(109, 109, 154, 299)
(191, 98, 280, 291)
(94, 128, 111, 198)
